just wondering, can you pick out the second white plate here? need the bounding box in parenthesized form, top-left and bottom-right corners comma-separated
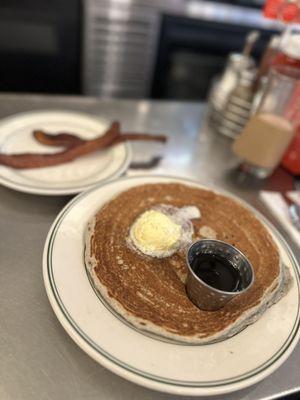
(0, 110, 131, 195)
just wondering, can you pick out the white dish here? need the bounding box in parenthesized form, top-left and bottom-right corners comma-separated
(0, 110, 131, 195)
(43, 175, 300, 396)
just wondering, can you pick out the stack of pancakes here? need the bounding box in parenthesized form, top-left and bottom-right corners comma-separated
(85, 183, 291, 344)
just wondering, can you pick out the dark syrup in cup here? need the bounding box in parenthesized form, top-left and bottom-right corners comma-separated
(186, 240, 254, 311)
(191, 253, 243, 292)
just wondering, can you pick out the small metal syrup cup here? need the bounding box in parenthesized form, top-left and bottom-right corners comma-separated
(186, 240, 254, 311)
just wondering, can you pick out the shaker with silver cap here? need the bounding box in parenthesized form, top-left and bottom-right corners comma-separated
(209, 53, 255, 113)
(208, 31, 260, 138)
(216, 68, 257, 139)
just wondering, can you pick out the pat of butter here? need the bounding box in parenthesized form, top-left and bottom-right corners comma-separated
(130, 210, 181, 256)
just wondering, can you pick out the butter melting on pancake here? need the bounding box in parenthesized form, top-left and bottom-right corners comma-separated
(129, 205, 200, 258)
(85, 183, 290, 344)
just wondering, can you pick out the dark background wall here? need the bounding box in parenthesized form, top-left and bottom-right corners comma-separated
(0, 0, 81, 94)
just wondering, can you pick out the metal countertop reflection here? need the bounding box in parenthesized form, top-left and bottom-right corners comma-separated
(0, 93, 299, 400)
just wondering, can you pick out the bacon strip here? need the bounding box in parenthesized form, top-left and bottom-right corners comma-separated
(113, 133, 167, 144)
(33, 130, 167, 147)
(0, 123, 168, 169)
(33, 130, 84, 147)
(0, 122, 120, 169)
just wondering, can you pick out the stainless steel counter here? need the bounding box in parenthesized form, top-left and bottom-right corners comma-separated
(0, 94, 299, 400)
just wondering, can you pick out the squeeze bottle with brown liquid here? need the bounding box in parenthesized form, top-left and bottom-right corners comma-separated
(233, 65, 299, 178)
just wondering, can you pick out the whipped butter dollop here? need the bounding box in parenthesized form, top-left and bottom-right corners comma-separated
(130, 210, 182, 257)
(129, 205, 200, 258)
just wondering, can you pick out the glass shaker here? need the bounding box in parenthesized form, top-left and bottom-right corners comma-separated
(233, 65, 300, 178)
(217, 68, 256, 139)
(209, 53, 254, 113)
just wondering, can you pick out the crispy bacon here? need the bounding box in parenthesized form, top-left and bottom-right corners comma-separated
(0, 121, 120, 169)
(0, 122, 167, 169)
(33, 130, 167, 147)
(113, 133, 167, 144)
(33, 130, 84, 147)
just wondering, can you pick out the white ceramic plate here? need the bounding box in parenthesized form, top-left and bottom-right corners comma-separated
(0, 110, 131, 195)
(43, 175, 300, 396)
